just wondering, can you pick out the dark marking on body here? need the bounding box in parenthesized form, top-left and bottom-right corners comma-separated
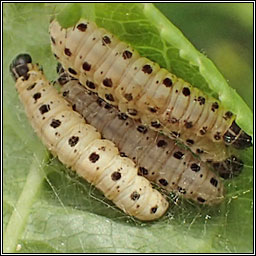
(111, 171, 121, 181)
(83, 62, 91, 71)
(69, 136, 79, 147)
(77, 23, 87, 31)
(103, 78, 113, 87)
(64, 48, 72, 56)
(130, 191, 140, 201)
(122, 50, 133, 59)
(50, 119, 61, 128)
(89, 152, 100, 163)
(173, 151, 184, 160)
(33, 92, 41, 102)
(142, 64, 153, 74)
(163, 78, 172, 87)
(39, 104, 50, 115)
(159, 178, 168, 186)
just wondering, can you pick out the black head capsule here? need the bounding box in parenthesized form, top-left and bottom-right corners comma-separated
(233, 131, 252, 149)
(10, 54, 32, 81)
(212, 155, 244, 179)
(223, 121, 252, 149)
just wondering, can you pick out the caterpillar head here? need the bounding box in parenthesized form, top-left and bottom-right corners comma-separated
(10, 54, 32, 81)
(223, 121, 252, 149)
(212, 155, 244, 179)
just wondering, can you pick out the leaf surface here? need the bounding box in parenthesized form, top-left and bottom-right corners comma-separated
(3, 3, 253, 253)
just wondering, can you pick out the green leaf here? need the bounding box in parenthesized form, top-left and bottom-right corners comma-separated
(3, 3, 253, 253)
(56, 3, 82, 28)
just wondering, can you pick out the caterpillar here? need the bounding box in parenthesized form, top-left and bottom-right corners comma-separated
(57, 68, 244, 180)
(10, 54, 169, 221)
(49, 19, 252, 163)
(57, 71, 225, 205)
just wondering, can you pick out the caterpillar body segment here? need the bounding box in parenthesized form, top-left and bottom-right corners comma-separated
(60, 78, 225, 204)
(49, 19, 252, 162)
(10, 54, 169, 221)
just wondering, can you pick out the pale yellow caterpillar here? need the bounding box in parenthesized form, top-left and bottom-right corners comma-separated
(58, 75, 225, 205)
(49, 19, 252, 163)
(10, 54, 169, 221)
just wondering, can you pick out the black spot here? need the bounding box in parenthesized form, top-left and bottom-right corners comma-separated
(185, 121, 193, 128)
(127, 109, 137, 116)
(157, 140, 167, 147)
(68, 68, 77, 75)
(182, 87, 190, 96)
(50, 36, 56, 45)
(118, 113, 128, 120)
(103, 78, 113, 87)
(159, 178, 168, 186)
(142, 64, 153, 74)
(210, 177, 218, 187)
(191, 163, 200, 172)
(96, 98, 104, 106)
(33, 92, 41, 102)
(199, 126, 207, 135)
(102, 35, 111, 45)
(214, 132, 221, 140)
(111, 171, 121, 181)
(211, 102, 219, 111)
(186, 139, 194, 145)
(39, 104, 50, 115)
(198, 96, 205, 105)
(138, 167, 148, 176)
(77, 23, 87, 31)
(171, 131, 180, 138)
(173, 151, 184, 160)
(62, 90, 69, 97)
(148, 107, 157, 113)
(72, 104, 76, 111)
(27, 83, 36, 90)
(151, 121, 161, 128)
(122, 50, 133, 59)
(120, 152, 127, 157)
(130, 191, 140, 201)
(178, 187, 186, 194)
(124, 93, 133, 101)
(105, 93, 114, 102)
(224, 111, 233, 120)
(150, 206, 158, 214)
(54, 53, 59, 59)
(86, 80, 96, 89)
(68, 136, 79, 147)
(104, 103, 112, 110)
(163, 78, 172, 87)
(64, 48, 72, 56)
(82, 61, 91, 71)
(197, 197, 206, 203)
(137, 125, 148, 134)
(50, 119, 61, 128)
(89, 152, 100, 163)
(196, 148, 204, 154)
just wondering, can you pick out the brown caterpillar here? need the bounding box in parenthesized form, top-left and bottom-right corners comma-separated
(49, 19, 252, 163)
(10, 54, 169, 221)
(57, 72, 225, 205)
